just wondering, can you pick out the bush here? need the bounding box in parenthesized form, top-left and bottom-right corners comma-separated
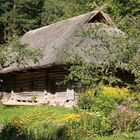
(110, 105, 140, 132)
(78, 93, 116, 116)
(80, 112, 113, 136)
(77, 93, 94, 111)
(91, 94, 116, 116)
(66, 106, 140, 137)
(0, 117, 27, 140)
(63, 112, 113, 138)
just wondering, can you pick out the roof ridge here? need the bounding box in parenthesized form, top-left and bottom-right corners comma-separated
(24, 10, 99, 35)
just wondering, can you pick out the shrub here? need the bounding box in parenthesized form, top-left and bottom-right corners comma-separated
(110, 105, 140, 132)
(79, 112, 113, 136)
(66, 106, 140, 137)
(78, 93, 116, 116)
(64, 112, 113, 137)
(0, 117, 27, 140)
(77, 93, 94, 111)
(91, 94, 116, 116)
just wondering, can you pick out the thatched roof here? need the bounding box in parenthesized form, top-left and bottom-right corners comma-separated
(1, 10, 123, 74)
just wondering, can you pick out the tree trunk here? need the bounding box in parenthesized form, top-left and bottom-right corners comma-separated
(13, 0, 16, 36)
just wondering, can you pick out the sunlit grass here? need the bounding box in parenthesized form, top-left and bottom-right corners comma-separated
(0, 104, 73, 124)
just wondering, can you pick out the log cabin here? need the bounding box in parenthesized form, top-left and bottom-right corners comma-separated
(0, 10, 133, 106)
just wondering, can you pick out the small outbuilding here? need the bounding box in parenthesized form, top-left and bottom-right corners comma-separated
(0, 10, 130, 106)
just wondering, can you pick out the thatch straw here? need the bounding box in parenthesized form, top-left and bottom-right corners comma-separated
(0, 10, 122, 74)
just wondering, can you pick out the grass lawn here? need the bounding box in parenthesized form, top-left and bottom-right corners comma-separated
(0, 104, 73, 124)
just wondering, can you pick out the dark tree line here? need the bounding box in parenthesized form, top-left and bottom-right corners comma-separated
(0, 0, 139, 43)
(0, 0, 44, 43)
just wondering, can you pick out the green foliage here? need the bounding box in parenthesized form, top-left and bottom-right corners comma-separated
(0, 105, 73, 139)
(61, 23, 137, 88)
(59, 23, 127, 88)
(91, 94, 116, 116)
(41, 0, 90, 26)
(0, 0, 139, 42)
(0, 105, 73, 140)
(0, 104, 140, 139)
(61, 112, 113, 138)
(0, 0, 139, 80)
(129, 52, 140, 89)
(79, 112, 113, 136)
(0, 118, 69, 140)
(110, 105, 140, 132)
(75, 93, 140, 137)
(0, 36, 42, 69)
(0, 117, 27, 140)
(78, 93, 116, 116)
(76, 86, 140, 136)
(0, 0, 139, 139)
(0, 0, 44, 42)
(77, 93, 94, 111)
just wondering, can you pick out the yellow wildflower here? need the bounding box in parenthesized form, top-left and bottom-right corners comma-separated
(101, 86, 130, 99)
(64, 114, 81, 123)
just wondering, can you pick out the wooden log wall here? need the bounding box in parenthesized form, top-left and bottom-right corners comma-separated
(46, 68, 67, 94)
(15, 66, 68, 93)
(15, 71, 46, 92)
(0, 66, 70, 94)
(1, 74, 16, 93)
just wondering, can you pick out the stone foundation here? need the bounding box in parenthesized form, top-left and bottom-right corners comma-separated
(0, 90, 78, 108)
